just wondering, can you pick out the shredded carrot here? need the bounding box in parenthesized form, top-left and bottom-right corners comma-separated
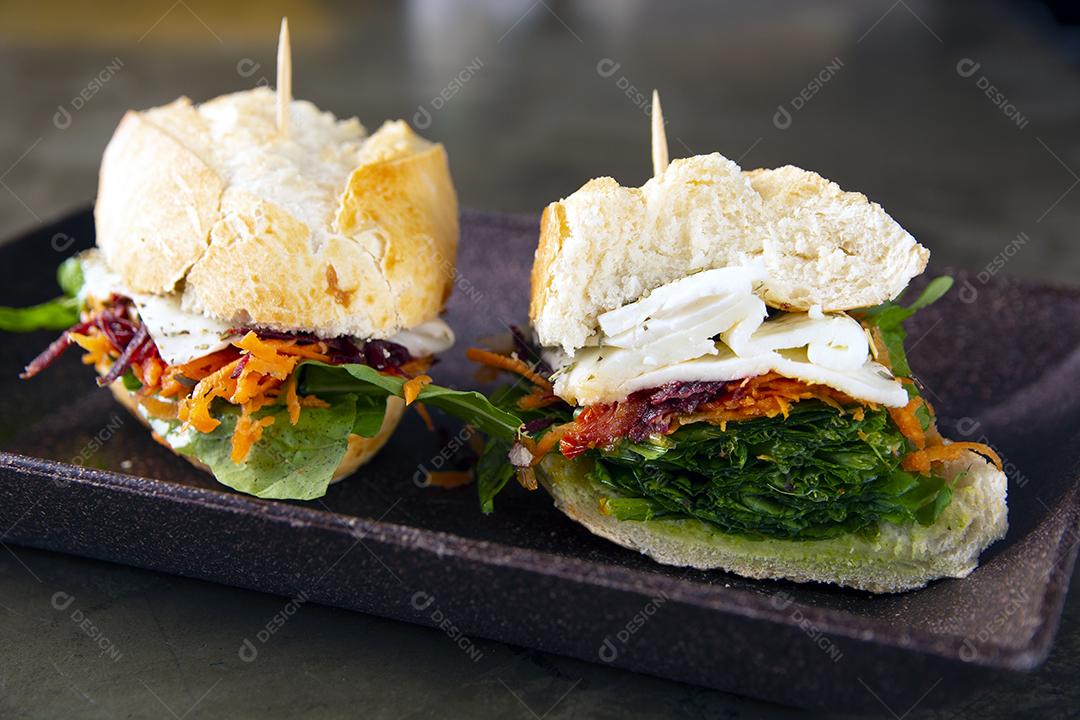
(284, 372, 301, 425)
(158, 372, 187, 399)
(902, 442, 1003, 473)
(231, 413, 275, 463)
(868, 325, 893, 370)
(403, 374, 432, 406)
(136, 395, 178, 420)
(173, 348, 240, 382)
(234, 332, 300, 378)
(232, 364, 272, 404)
(399, 357, 434, 378)
(138, 356, 165, 387)
(465, 348, 552, 392)
(71, 305, 429, 464)
(517, 388, 562, 410)
(423, 470, 474, 489)
(178, 359, 242, 433)
(271, 342, 331, 362)
(522, 422, 573, 466)
(889, 396, 927, 450)
(69, 332, 112, 367)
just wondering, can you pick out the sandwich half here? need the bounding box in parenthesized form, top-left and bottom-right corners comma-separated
(470, 154, 1008, 593)
(7, 87, 515, 500)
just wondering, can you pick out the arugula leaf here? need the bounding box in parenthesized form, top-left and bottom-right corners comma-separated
(299, 362, 523, 441)
(478, 438, 516, 514)
(0, 296, 80, 332)
(861, 276, 953, 378)
(0, 255, 84, 332)
(148, 396, 358, 500)
(464, 380, 576, 513)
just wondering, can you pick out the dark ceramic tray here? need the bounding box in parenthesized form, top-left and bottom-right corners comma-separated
(0, 208, 1077, 712)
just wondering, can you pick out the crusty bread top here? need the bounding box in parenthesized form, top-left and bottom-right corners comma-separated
(94, 88, 458, 339)
(530, 154, 928, 353)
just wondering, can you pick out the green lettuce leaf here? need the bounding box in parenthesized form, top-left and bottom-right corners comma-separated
(0, 256, 84, 332)
(148, 395, 358, 500)
(352, 394, 390, 437)
(140, 361, 524, 501)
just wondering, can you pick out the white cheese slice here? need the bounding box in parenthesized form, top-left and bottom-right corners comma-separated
(551, 266, 908, 407)
(129, 292, 236, 366)
(79, 250, 235, 365)
(388, 319, 455, 357)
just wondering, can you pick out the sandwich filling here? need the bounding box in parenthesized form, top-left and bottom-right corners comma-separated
(12, 252, 485, 501)
(470, 273, 1001, 540)
(548, 265, 907, 407)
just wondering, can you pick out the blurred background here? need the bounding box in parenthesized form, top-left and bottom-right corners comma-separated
(1, 2, 1078, 718)
(0, 0, 1077, 283)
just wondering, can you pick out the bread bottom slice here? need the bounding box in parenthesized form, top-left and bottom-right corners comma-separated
(537, 450, 1008, 593)
(109, 382, 405, 484)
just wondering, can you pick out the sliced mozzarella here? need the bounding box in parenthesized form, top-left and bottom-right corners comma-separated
(130, 292, 235, 365)
(725, 313, 869, 372)
(388, 318, 455, 357)
(77, 249, 124, 304)
(79, 250, 235, 365)
(599, 266, 766, 338)
(552, 265, 907, 407)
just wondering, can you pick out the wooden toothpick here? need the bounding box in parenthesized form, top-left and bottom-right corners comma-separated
(276, 17, 291, 136)
(651, 90, 669, 177)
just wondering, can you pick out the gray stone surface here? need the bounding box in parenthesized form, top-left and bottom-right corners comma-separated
(0, 1, 1077, 717)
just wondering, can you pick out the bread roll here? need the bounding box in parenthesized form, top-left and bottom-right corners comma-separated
(95, 88, 458, 340)
(530, 154, 927, 354)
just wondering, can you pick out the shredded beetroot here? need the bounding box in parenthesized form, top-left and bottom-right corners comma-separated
(229, 354, 250, 379)
(362, 339, 412, 370)
(97, 323, 150, 387)
(522, 416, 557, 434)
(19, 321, 92, 379)
(324, 337, 365, 365)
(21, 297, 163, 384)
(229, 327, 413, 370)
(560, 380, 732, 459)
(510, 325, 551, 375)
